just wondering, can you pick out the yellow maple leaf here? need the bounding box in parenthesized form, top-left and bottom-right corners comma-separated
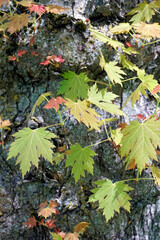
(65, 99, 100, 131)
(134, 22, 160, 40)
(15, 0, 35, 7)
(73, 222, 89, 234)
(7, 13, 29, 34)
(45, 4, 67, 14)
(0, 116, 11, 129)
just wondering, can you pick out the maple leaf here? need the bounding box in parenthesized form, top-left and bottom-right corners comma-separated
(7, 13, 29, 34)
(15, 0, 35, 7)
(127, 1, 157, 24)
(90, 28, 124, 50)
(58, 71, 89, 101)
(32, 51, 39, 56)
(45, 4, 67, 14)
(0, 0, 8, 7)
(30, 4, 46, 16)
(110, 23, 132, 34)
(45, 219, 56, 229)
(38, 206, 57, 218)
(0, 116, 11, 129)
(52, 152, 65, 164)
(52, 55, 65, 63)
(39, 201, 47, 209)
(44, 97, 66, 111)
(152, 84, 160, 94)
(8, 55, 17, 61)
(134, 22, 160, 40)
(50, 233, 63, 240)
(110, 128, 123, 146)
(23, 216, 37, 229)
(100, 52, 126, 85)
(89, 179, 133, 222)
(17, 49, 27, 57)
(65, 144, 96, 183)
(131, 69, 158, 107)
(73, 222, 89, 234)
(150, 164, 160, 186)
(7, 127, 57, 177)
(133, 114, 146, 120)
(87, 84, 125, 116)
(40, 59, 50, 65)
(120, 118, 160, 173)
(30, 92, 51, 116)
(119, 54, 138, 71)
(64, 232, 79, 240)
(65, 99, 100, 131)
(88, 118, 117, 131)
(127, 159, 136, 170)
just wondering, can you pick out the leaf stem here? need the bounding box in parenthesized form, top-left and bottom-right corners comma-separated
(121, 177, 154, 183)
(121, 77, 138, 82)
(89, 79, 110, 86)
(152, 97, 160, 118)
(87, 138, 110, 148)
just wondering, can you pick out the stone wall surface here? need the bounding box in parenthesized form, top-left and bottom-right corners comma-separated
(0, 0, 160, 239)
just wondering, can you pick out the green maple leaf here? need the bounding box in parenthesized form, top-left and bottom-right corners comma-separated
(87, 84, 125, 115)
(100, 52, 126, 85)
(50, 233, 63, 240)
(131, 69, 158, 106)
(89, 179, 133, 222)
(127, 1, 157, 24)
(110, 23, 132, 34)
(30, 92, 51, 116)
(120, 118, 160, 173)
(119, 54, 138, 71)
(7, 127, 57, 177)
(58, 71, 89, 101)
(150, 164, 160, 186)
(65, 143, 96, 183)
(90, 28, 124, 50)
(65, 98, 100, 130)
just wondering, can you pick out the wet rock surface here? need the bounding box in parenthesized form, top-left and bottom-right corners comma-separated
(0, 0, 160, 239)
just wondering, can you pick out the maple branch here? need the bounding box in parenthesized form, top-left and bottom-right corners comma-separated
(121, 177, 154, 182)
(143, 39, 160, 46)
(87, 138, 110, 148)
(152, 97, 160, 118)
(88, 79, 110, 86)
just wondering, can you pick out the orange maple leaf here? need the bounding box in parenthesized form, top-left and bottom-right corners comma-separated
(45, 219, 56, 229)
(17, 49, 27, 57)
(8, 55, 17, 61)
(64, 232, 79, 240)
(0, 0, 8, 7)
(152, 84, 160, 94)
(45, 4, 67, 14)
(23, 216, 37, 229)
(44, 97, 66, 111)
(7, 13, 29, 34)
(0, 116, 12, 129)
(32, 51, 39, 56)
(38, 207, 57, 218)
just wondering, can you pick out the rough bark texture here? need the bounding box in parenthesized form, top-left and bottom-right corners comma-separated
(0, 1, 160, 240)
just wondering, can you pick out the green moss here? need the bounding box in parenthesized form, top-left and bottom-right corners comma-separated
(75, 21, 87, 32)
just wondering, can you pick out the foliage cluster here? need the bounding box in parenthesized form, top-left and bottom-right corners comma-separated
(1, 0, 160, 239)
